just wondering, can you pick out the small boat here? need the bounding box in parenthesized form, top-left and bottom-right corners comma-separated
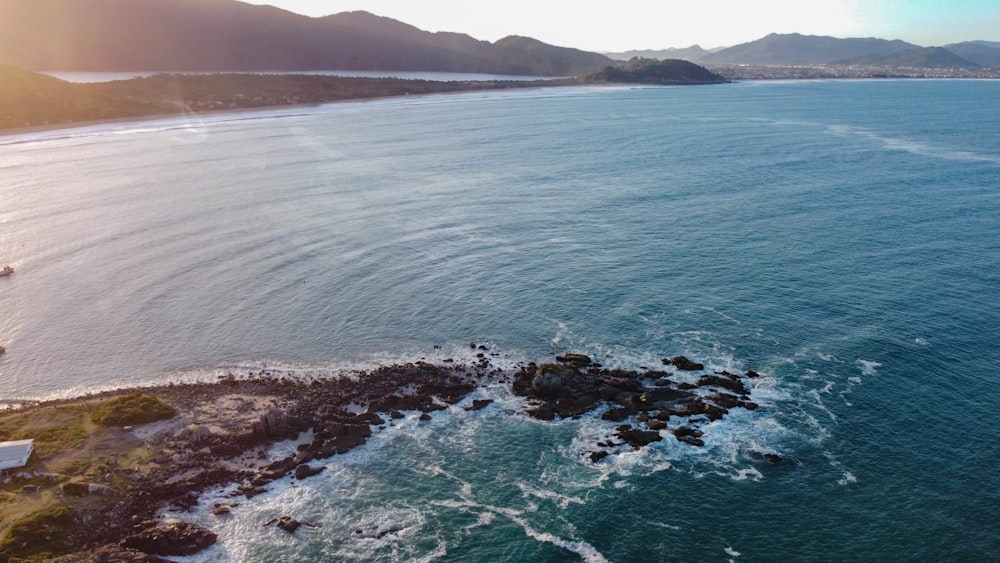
(0, 265, 12, 276)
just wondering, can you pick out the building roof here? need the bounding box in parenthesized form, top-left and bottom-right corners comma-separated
(0, 439, 34, 462)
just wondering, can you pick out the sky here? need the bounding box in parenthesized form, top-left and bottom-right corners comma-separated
(241, 0, 1000, 51)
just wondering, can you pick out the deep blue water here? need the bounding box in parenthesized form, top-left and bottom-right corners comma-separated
(1, 80, 998, 561)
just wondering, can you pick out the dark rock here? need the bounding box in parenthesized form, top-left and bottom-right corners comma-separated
(532, 364, 573, 397)
(419, 413, 432, 421)
(264, 456, 298, 476)
(527, 403, 556, 420)
(647, 419, 667, 431)
(390, 410, 405, 419)
(676, 435, 705, 447)
(642, 387, 696, 403)
(120, 522, 217, 556)
(466, 399, 493, 411)
(697, 374, 748, 394)
(277, 516, 301, 533)
(707, 392, 742, 409)
(746, 370, 761, 378)
(613, 392, 643, 411)
(601, 407, 632, 422)
(670, 356, 705, 371)
(672, 427, 703, 439)
(210, 442, 243, 457)
(617, 427, 663, 449)
(556, 353, 592, 368)
(239, 485, 267, 498)
(294, 464, 324, 480)
(699, 402, 728, 421)
(589, 451, 609, 463)
(88, 545, 172, 562)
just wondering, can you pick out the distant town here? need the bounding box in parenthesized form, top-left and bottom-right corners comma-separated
(709, 64, 1000, 80)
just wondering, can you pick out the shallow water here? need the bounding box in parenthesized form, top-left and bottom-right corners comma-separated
(2, 80, 998, 560)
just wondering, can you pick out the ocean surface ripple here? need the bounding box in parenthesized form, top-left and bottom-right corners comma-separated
(1, 80, 998, 561)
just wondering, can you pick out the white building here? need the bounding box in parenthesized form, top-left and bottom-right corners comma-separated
(0, 439, 34, 471)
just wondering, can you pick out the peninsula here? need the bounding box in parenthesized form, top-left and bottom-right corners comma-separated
(0, 60, 727, 133)
(0, 351, 765, 561)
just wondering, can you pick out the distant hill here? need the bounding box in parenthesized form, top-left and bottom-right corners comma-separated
(0, 64, 110, 128)
(0, 0, 611, 76)
(833, 47, 979, 68)
(943, 41, 1000, 67)
(0, 65, 573, 131)
(584, 58, 728, 85)
(486, 36, 615, 76)
(701, 33, 919, 65)
(604, 46, 712, 63)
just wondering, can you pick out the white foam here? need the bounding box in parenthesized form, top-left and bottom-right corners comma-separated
(838, 471, 858, 486)
(550, 321, 569, 346)
(517, 482, 586, 510)
(503, 510, 610, 563)
(857, 360, 882, 376)
(725, 545, 742, 557)
(827, 124, 1000, 164)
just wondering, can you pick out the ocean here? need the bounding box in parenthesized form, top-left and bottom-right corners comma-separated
(1, 79, 998, 561)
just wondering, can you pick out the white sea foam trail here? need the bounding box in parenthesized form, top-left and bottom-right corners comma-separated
(491, 506, 610, 563)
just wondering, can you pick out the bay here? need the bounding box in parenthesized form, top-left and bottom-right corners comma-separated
(1, 80, 998, 561)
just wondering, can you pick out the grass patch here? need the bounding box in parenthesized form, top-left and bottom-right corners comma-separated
(0, 404, 94, 461)
(28, 424, 88, 459)
(0, 505, 76, 561)
(90, 394, 176, 427)
(58, 458, 92, 476)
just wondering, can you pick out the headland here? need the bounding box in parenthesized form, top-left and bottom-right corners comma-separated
(0, 350, 765, 561)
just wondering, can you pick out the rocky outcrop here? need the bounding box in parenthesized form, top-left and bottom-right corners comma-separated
(120, 521, 217, 557)
(88, 545, 173, 562)
(512, 353, 762, 460)
(42, 353, 763, 560)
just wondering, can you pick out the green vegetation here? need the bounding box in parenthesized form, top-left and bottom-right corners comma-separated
(0, 404, 89, 460)
(58, 458, 92, 476)
(0, 505, 76, 561)
(0, 66, 564, 132)
(90, 394, 176, 427)
(584, 57, 729, 85)
(27, 424, 88, 459)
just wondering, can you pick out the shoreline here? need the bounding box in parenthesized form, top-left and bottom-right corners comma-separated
(0, 352, 765, 560)
(0, 73, 576, 139)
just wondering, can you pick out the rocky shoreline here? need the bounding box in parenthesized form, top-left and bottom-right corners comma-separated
(1, 349, 765, 561)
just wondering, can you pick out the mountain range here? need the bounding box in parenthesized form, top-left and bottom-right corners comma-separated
(0, 0, 611, 75)
(607, 34, 999, 68)
(0, 0, 997, 74)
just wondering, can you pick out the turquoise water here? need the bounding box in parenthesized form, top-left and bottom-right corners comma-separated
(1, 80, 998, 560)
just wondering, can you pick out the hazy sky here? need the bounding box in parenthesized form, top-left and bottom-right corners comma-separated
(242, 0, 999, 51)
